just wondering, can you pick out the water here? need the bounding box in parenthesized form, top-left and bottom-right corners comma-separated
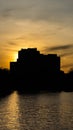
(0, 91, 73, 130)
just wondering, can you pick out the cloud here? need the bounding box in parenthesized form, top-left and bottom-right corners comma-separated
(60, 52, 73, 57)
(1, 8, 13, 18)
(8, 42, 17, 46)
(49, 44, 73, 51)
(0, 0, 73, 25)
(43, 44, 73, 52)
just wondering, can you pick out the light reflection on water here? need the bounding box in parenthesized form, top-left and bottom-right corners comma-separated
(0, 91, 73, 130)
(5, 91, 20, 130)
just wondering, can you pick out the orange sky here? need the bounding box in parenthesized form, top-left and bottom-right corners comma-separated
(0, 0, 73, 73)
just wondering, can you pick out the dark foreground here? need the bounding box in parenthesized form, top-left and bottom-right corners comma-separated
(0, 68, 73, 97)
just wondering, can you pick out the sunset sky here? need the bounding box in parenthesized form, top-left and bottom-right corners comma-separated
(0, 0, 73, 73)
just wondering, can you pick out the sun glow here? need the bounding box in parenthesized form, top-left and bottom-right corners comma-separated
(13, 52, 18, 61)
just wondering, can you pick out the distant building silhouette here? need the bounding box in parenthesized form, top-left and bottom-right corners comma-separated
(10, 48, 60, 76)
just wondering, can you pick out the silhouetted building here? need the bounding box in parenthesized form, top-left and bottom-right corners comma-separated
(10, 48, 60, 76)
(10, 48, 60, 79)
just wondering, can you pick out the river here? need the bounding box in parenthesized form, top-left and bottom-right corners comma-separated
(0, 91, 73, 130)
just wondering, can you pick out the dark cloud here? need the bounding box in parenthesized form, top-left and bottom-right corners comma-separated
(43, 44, 73, 53)
(8, 42, 17, 46)
(49, 44, 73, 51)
